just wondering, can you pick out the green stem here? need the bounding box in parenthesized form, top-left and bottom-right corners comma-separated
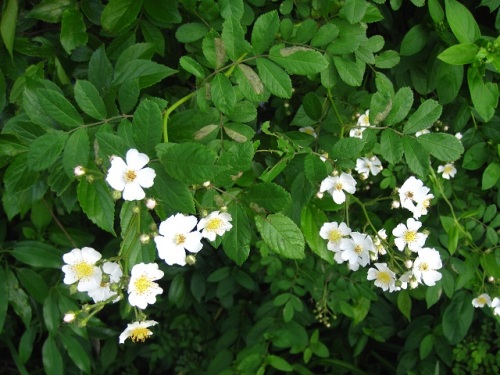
(162, 92, 196, 142)
(327, 88, 345, 137)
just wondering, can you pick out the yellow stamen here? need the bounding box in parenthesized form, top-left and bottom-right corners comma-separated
(328, 229, 342, 243)
(334, 183, 343, 191)
(130, 327, 152, 342)
(376, 271, 391, 285)
(354, 245, 363, 254)
(419, 262, 429, 271)
(175, 234, 186, 245)
(73, 262, 94, 280)
(134, 275, 153, 294)
(206, 218, 223, 232)
(124, 169, 137, 182)
(403, 230, 417, 243)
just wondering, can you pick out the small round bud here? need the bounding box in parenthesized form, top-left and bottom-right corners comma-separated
(404, 260, 413, 269)
(391, 200, 401, 209)
(85, 175, 95, 183)
(201, 209, 208, 218)
(284, 102, 290, 108)
(316, 191, 324, 199)
(74, 166, 85, 177)
(443, 125, 449, 131)
(69, 284, 79, 295)
(220, 206, 228, 212)
(140, 234, 150, 244)
(488, 276, 495, 283)
(132, 206, 140, 214)
(410, 279, 419, 289)
(455, 132, 463, 140)
(145, 198, 157, 210)
(186, 255, 196, 265)
(203, 181, 211, 188)
(332, 170, 339, 176)
(112, 190, 122, 200)
(63, 312, 76, 323)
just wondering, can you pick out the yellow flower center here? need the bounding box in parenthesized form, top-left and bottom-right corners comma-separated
(304, 128, 314, 135)
(405, 191, 414, 200)
(130, 327, 152, 342)
(124, 169, 137, 182)
(444, 165, 454, 174)
(403, 230, 417, 243)
(134, 275, 153, 294)
(175, 234, 186, 245)
(376, 271, 391, 285)
(477, 296, 487, 305)
(354, 245, 363, 254)
(423, 199, 431, 209)
(419, 262, 429, 271)
(73, 262, 94, 280)
(334, 183, 343, 191)
(328, 229, 342, 243)
(206, 218, 223, 232)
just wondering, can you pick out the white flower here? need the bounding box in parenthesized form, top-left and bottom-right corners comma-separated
(367, 263, 396, 292)
(320, 173, 357, 204)
(62, 247, 102, 292)
(412, 247, 442, 286)
(349, 110, 370, 138)
(412, 193, 434, 219)
(492, 297, 500, 316)
(299, 126, 317, 138)
(472, 293, 492, 308)
(197, 211, 233, 241)
(127, 263, 164, 309)
(87, 262, 123, 303)
(415, 129, 430, 137)
(355, 156, 383, 178)
(455, 132, 463, 140)
(349, 127, 365, 139)
(392, 218, 427, 252)
(373, 229, 387, 256)
(106, 149, 156, 201)
(155, 213, 203, 266)
(437, 163, 457, 179)
(341, 232, 373, 271)
(398, 176, 430, 213)
(319, 222, 351, 252)
(357, 110, 370, 127)
(119, 320, 158, 344)
(319, 153, 328, 162)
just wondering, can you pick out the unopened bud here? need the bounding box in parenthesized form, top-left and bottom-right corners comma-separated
(332, 170, 339, 176)
(488, 276, 495, 283)
(140, 234, 150, 244)
(201, 209, 208, 217)
(203, 181, 211, 188)
(455, 132, 463, 140)
(186, 255, 196, 265)
(74, 166, 85, 177)
(410, 279, 419, 289)
(112, 190, 122, 200)
(391, 201, 401, 209)
(145, 198, 157, 210)
(132, 206, 140, 214)
(85, 175, 95, 183)
(220, 205, 228, 212)
(63, 312, 76, 323)
(404, 260, 413, 269)
(443, 125, 449, 131)
(316, 191, 324, 199)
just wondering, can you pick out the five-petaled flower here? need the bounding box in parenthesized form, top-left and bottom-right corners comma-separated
(341, 232, 374, 271)
(119, 320, 158, 344)
(355, 156, 383, 179)
(320, 173, 357, 204)
(155, 213, 203, 266)
(62, 247, 103, 292)
(367, 263, 397, 292)
(127, 263, 164, 309)
(299, 126, 318, 138)
(87, 261, 123, 303)
(437, 163, 457, 179)
(319, 221, 351, 252)
(392, 218, 427, 252)
(412, 247, 442, 286)
(197, 211, 233, 241)
(106, 149, 156, 201)
(472, 293, 492, 308)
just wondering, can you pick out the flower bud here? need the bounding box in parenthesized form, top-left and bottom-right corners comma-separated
(391, 200, 400, 209)
(409, 279, 419, 289)
(140, 234, 150, 244)
(203, 181, 211, 188)
(63, 312, 76, 323)
(488, 276, 495, 283)
(132, 206, 140, 214)
(316, 191, 324, 199)
(74, 166, 85, 177)
(404, 260, 413, 269)
(85, 175, 95, 183)
(186, 255, 196, 265)
(112, 190, 122, 200)
(145, 198, 157, 210)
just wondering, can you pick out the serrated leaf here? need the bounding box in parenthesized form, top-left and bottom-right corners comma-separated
(304, 154, 329, 184)
(118, 78, 140, 113)
(157, 142, 229, 184)
(88, 46, 113, 93)
(96, 132, 128, 159)
(403, 99, 442, 134)
(28, 131, 68, 171)
(222, 17, 251, 61)
(341, 0, 368, 24)
(112, 60, 177, 89)
(132, 99, 162, 156)
(1, 0, 18, 58)
(77, 178, 115, 235)
(101, 0, 143, 34)
(176, 22, 208, 43)
(224, 122, 256, 143)
(38, 89, 83, 128)
(222, 203, 252, 265)
(63, 128, 89, 177)
(374, 50, 400, 69)
(442, 291, 474, 344)
(300, 204, 334, 264)
(211, 73, 236, 114)
(220, 0, 244, 20)
(242, 182, 291, 213)
(403, 136, 429, 176)
(269, 46, 328, 75)
(74, 80, 106, 120)
(60, 7, 87, 54)
(331, 137, 365, 162)
(482, 162, 500, 190)
(234, 64, 265, 102)
(179, 56, 206, 78)
(251, 11, 280, 54)
(150, 165, 196, 215)
(255, 213, 305, 259)
(380, 130, 403, 164)
(256, 58, 292, 98)
(333, 55, 364, 86)
(417, 133, 464, 162)
(385, 87, 413, 125)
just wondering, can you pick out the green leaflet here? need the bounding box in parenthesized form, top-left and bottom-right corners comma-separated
(256, 58, 292, 98)
(74, 80, 106, 120)
(255, 213, 305, 259)
(251, 11, 280, 54)
(132, 99, 163, 157)
(77, 178, 116, 235)
(60, 7, 87, 54)
(28, 131, 68, 171)
(242, 182, 292, 213)
(101, 0, 143, 34)
(403, 99, 442, 134)
(222, 203, 252, 266)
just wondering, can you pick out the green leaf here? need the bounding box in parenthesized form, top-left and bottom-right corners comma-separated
(444, 0, 481, 44)
(176, 22, 208, 43)
(380, 130, 403, 164)
(333, 56, 365, 86)
(428, 0, 445, 23)
(304, 154, 330, 184)
(132, 99, 162, 157)
(385, 87, 413, 125)
(467, 67, 498, 122)
(442, 291, 474, 344)
(157, 142, 229, 185)
(437, 44, 479, 65)
(300, 204, 334, 264)
(256, 58, 292, 98)
(482, 162, 500, 190)
(77, 178, 116, 235)
(38, 89, 84, 128)
(397, 290, 412, 320)
(462, 142, 488, 170)
(374, 50, 400, 69)
(88, 46, 113, 93)
(28, 131, 68, 171)
(101, 0, 143, 34)
(220, 0, 244, 20)
(11, 241, 63, 269)
(211, 73, 237, 114)
(255, 213, 305, 259)
(403, 99, 442, 134)
(112, 59, 177, 89)
(0, 267, 7, 334)
(227, 101, 258, 123)
(60, 7, 87, 54)
(252, 11, 280, 54)
(400, 24, 428, 56)
(331, 137, 365, 166)
(268, 355, 293, 372)
(242, 182, 292, 213)
(63, 130, 90, 178)
(302, 93, 323, 121)
(168, 274, 185, 307)
(222, 17, 252, 61)
(27, 0, 72, 23)
(179, 56, 206, 78)
(16, 268, 49, 304)
(3, 154, 39, 194)
(74, 80, 107, 120)
(118, 79, 140, 114)
(0, 0, 18, 58)
(96, 132, 128, 159)
(341, 0, 368, 24)
(436, 63, 463, 104)
(269, 46, 328, 75)
(43, 336, 63, 375)
(417, 133, 464, 162)
(311, 24, 339, 47)
(420, 334, 434, 360)
(403, 136, 430, 176)
(60, 333, 91, 374)
(143, 0, 181, 24)
(222, 203, 252, 266)
(234, 64, 265, 102)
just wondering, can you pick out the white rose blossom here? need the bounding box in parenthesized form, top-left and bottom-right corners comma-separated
(398, 176, 431, 215)
(412, 247, 442, 286)
(154, 213, 203, 266)
(119, 320, 158, 344)
(350, 110, 371, 138)
(299, 126, 317, 138)
(492, 297, 500, 316)
(87, 261, 123, 303)
(127, 263, 164, 309)
(106, 149, 156, 201)
(341, 232, 374, 271)
(355, 156, 383, 179)
(392, 218, 428, 252)
(367, 263, 397, 292)
(472, 293, 492, 308)
(320, 172, 357, 204)
(319, 221, 352, 259)
(62, 247, 103, 292)
(437, 163, 457, 179)
(197, 211, 233, 241)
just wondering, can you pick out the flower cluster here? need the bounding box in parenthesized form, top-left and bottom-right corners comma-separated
(472, 293, 500, 316)
(350, 110, 371, 139)
(398, 176, 434, 219)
